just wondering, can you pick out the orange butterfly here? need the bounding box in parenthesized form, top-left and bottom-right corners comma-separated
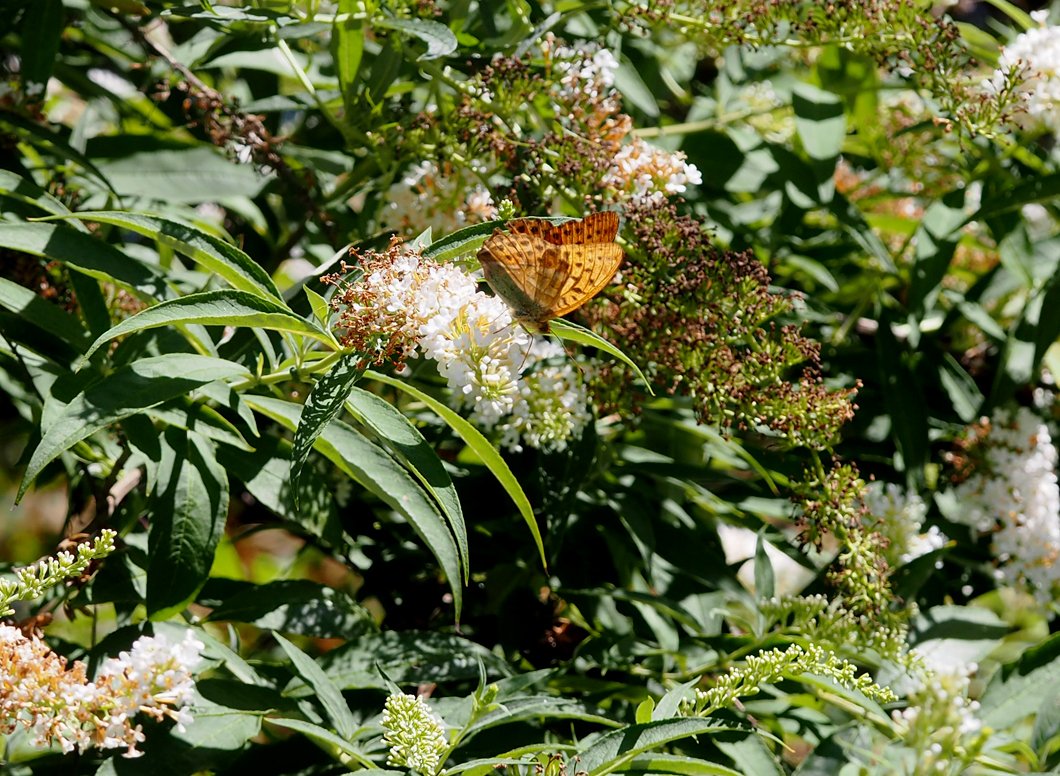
(477, 212, 623, 333)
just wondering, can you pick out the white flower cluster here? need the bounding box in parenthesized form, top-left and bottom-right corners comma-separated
(951, 406, 1060, 607)
(495, 339, 592, 453)
(549, 41, 620, 109)
(381, 693, 447, 775)
(989, 16, 1060, 133)
(603, 138, 703, 207)
(0, 628, 202, 758)
(864, 482, 946, 566)
(345, 252, 591, 451)
(890, 662, 985, 770)
(382, 161, 498, 236)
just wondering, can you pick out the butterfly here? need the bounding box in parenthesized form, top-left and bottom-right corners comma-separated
(477, 211, 624, 333)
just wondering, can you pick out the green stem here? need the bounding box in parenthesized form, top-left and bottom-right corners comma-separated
(229, 350, 347, 393)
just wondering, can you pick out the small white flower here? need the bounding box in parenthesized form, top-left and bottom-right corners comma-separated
(864, 482, 946, 565)
(603, 138, 702, 206)
(951, 407, 1060, 607)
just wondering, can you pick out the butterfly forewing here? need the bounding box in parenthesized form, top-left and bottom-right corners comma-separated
(508, 211, 619, 246)
(551, 243, 624, 318)
(478, 212, 623, 329)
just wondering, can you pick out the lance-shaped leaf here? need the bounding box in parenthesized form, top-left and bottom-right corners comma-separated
(290, 352, 364, 509)
(248, 396, 464, 618)
(44, 211, 281, 300)
(551, 319, 654, 395)
(376, 17, 457, 60)
(346, 386, 468, 581)
(80, 289, 335, 363)
(0, 222, 168, 301)
(364, 370, 544, 572)
(18, 354, 249, 501)
(148, 428, 228, 617)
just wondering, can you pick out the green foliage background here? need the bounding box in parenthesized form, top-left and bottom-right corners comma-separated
(4, 0, 1060, 773)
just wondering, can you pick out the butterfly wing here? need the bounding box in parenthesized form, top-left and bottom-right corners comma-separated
(477, 231, 569, 327)
(508, 211, 620, 245)
(550, 242, 624, 318)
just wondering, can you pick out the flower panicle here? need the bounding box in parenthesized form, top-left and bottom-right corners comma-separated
(683, 643, 896, 718)
(381, 693, 448, 775)
(322, 244, 589, 452)
(0, 627, 202, 758)
(0, 529, 117, 616)
(948, 406, 1060, 608)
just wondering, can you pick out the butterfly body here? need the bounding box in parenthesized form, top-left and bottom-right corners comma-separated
(477, 212, 623, 333)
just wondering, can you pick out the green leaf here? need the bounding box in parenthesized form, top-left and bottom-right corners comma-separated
(19, 0, 64, 99)
(45, 211, 281, 299)
(550, 319, 655, 396)
(92, 146, 268, 204)
(423, 220, 502, 262)
(173, 704, 263, 751)
(976, 173, 1060, 220)
(0, 276, 91, 350)
(621, 754, 742, 776)
(938, 353, 983, 423)
(615, 59, 660, 118)
(993, 268, 1060, 406)
(316, 630, 510, 690)
(291, 353, 364, 509)
(0, 112, 116, 194)
(364, 370, 545, 572)
(980, 632, 1060, 729)
(792, 83, 845, 161)
(80, 290, 335, 363)
(651, 680, 698, 721)
(205, 580, 374, 639)
(1032, 693, 1060, 754)
(875, 311, 928, 483)
(274, 632, 358, 740)
(247, 395, 464, 617)
(332, 0, 365, 120)
(635, 698, 654, 724)
(908, 190, 965, 314)
(0, 169, 80, 221)
(0, 222, 168, 301)
(264, 717, 372, 763)
(792, 82, 844, 202)
(715, 735, 784, 776)
(304, 285, 331, 328)
(148, 429, 228, 617)
(18, 355, 249, 501)
(216, 436, 341, 546)
(753, 532, 775, 600)
(983, 0, 1036, 30)
(346, 387, 468, 580)
(460, 696, 619, 740)
(376, 17, 458, 60)
(578, 718, 752, 776)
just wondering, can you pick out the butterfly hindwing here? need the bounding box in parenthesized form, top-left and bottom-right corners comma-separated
(551, 243, 624, 318)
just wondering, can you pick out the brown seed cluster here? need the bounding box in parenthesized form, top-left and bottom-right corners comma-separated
(626, 0, 1023, 137)
(321, 239, 421, 371)
(791, 461, 900, 631)
(585, 202, 857, 450)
